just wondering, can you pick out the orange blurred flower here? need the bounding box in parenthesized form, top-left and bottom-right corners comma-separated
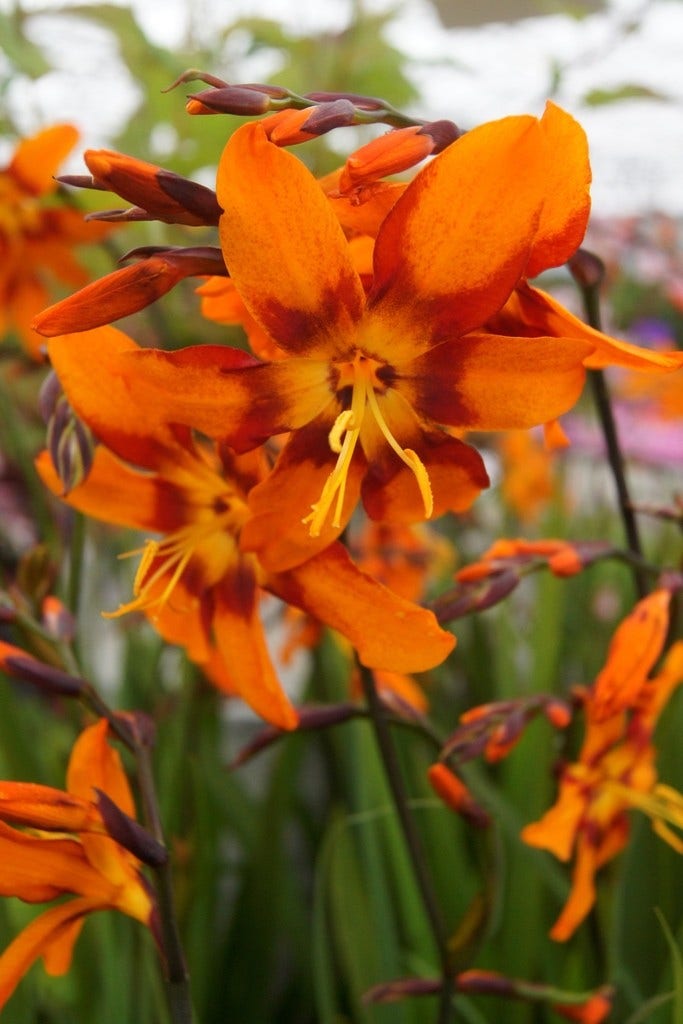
(0, 125, 111, 358)
(0, 720, 156, 1010)
(499, 429, 555, 522)
(522, 641, 683, 941)
(38, 325, 455, 729)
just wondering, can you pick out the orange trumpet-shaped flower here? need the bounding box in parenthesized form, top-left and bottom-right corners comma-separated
(0, 720, 156, 1011)
(0, 125, 111, 359)
(522, 641, 683, 941)
(39, 325, 455, 729)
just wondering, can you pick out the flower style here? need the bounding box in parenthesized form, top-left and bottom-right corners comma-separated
(522, 640, 683, 941)
(38, 325, 456, 730)
(0, 719, 156, 1010)
(0, 125, 111, 359)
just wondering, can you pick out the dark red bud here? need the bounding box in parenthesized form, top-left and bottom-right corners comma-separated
(568, 248, 605, 289)
(418, 119, 462, 152)
(3, 653, 84, 696)
(301, 99, 358, 135)
(95, 789, 167, 866)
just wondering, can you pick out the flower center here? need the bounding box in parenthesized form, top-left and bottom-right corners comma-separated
(104, 453, 248, 620)
(303, 350, 433, 537)
(0, 177, 42, 247)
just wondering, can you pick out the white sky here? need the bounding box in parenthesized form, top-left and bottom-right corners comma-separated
(2, 0, 683, 215)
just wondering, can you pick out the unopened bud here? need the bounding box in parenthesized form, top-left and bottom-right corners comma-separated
(419, 119, 461, 152)
(0, 641, 84, 696)
(431, 569, 519, 623)
(568, 248, 605, 290)
(95, 789, 167, 866)
(187, 86, 277, 116)
(301, 99, 358, 135)
(42, 595, 76, 643)
(45, 393, 96, 495)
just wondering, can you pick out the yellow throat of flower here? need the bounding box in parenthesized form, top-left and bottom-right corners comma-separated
(303, 351, 433, 537)
(104, 455, 248, 621)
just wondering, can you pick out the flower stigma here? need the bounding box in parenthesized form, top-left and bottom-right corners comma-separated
(304, 350, 433, 537)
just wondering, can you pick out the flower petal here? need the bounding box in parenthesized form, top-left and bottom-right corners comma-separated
(358, 390, 489, 521)
(242, 415, 366, 572)
(400, 333, 590, 430)
(67, 720, 136, 819)
(500, 283, 683, 372)
(525, 103, 591, 278)
(267, 542, 455, 673)
(212, 567, 299, 730)
(36, 447, 183, 533)
(217, 121, 365, 357)
(47, 328, 254, 465)
(0, 898, 94, 1011)
(369, 113, 550, 347)
(8, 125, 78, 195)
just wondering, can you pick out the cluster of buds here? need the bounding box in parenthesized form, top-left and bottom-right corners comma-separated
(441, 694, 573, 765)
(431, 538, 614, 623)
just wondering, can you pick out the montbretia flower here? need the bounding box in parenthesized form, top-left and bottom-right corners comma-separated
(39, 326, 456, 730)
(0, 125, 111, 359)
(0, 720, 156, 1011)
(522, 641, 683, 941)
(71, 103, 603, 571)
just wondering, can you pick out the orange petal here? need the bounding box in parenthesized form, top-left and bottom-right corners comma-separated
(8, 124, 78, 195)
(242, 415, 365, 572)
(0, 898, 94, 1011)
(501, 283, 683, 372)
(46, 328, 250, 466)
(592, 589, 671, 719)
(369, 113, 549, 348)
(212, 569, 298, 730)
(67, 720, 136, 818)
(217, 121, 365, 357)
(0, 783, 100, 834)
(267, 541, 455, 673)
(0, 820, 113, 902)
(401, 333, 590, 430)
(105, 347, 330, 452)
(525, 103, 591, 278)
(549, 839, 599, 941)
(520, 778, 584, 862)
(360, 402, 489, 522)
(36, 447, 181, 532)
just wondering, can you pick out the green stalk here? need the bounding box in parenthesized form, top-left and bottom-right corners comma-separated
(358, 662, 454, 1023)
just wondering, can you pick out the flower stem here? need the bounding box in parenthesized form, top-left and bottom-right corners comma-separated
(134, 733, 196, 1024)
(571, 254, 648, 597)
(358, 663, 454, 1023)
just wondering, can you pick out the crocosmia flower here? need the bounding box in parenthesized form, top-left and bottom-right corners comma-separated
(39, 326, 456, 730)
(0, 125, 110, 358)
(0, 720, 156, 1010)
(78, 103, 609, 572)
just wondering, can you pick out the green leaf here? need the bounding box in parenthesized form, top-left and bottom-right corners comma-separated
(583, 83, 671, 105)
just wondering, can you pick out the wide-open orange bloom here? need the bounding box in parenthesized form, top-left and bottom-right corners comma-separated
(60, 103, 606, 572)
(0, 125, 111, 358)
(522, 641, 683, 941)
(0, 719, 155, 1010)
(38, 325, 455, 730)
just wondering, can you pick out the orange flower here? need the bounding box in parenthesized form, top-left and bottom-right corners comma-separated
(39, 325, 455, 729)
(499, 429, 555, 522)
(0, 125, 111, 358)
(592, 588, 671, 719)
(522, 642, 683, 941)
(62, 103, 614, 573)
(0, 720, 156, 1010)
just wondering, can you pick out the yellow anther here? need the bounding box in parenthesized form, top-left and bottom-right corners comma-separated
(305, 349, 434, 537)
(329, 409, 355, 454)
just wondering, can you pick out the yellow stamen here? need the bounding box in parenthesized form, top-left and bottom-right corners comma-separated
(606, 780, 683, 854)
(304, 351, 433, 537)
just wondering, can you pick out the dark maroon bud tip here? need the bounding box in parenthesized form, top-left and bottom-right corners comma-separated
(4, 654, 84, 696)
(95, 789, 168, 866)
